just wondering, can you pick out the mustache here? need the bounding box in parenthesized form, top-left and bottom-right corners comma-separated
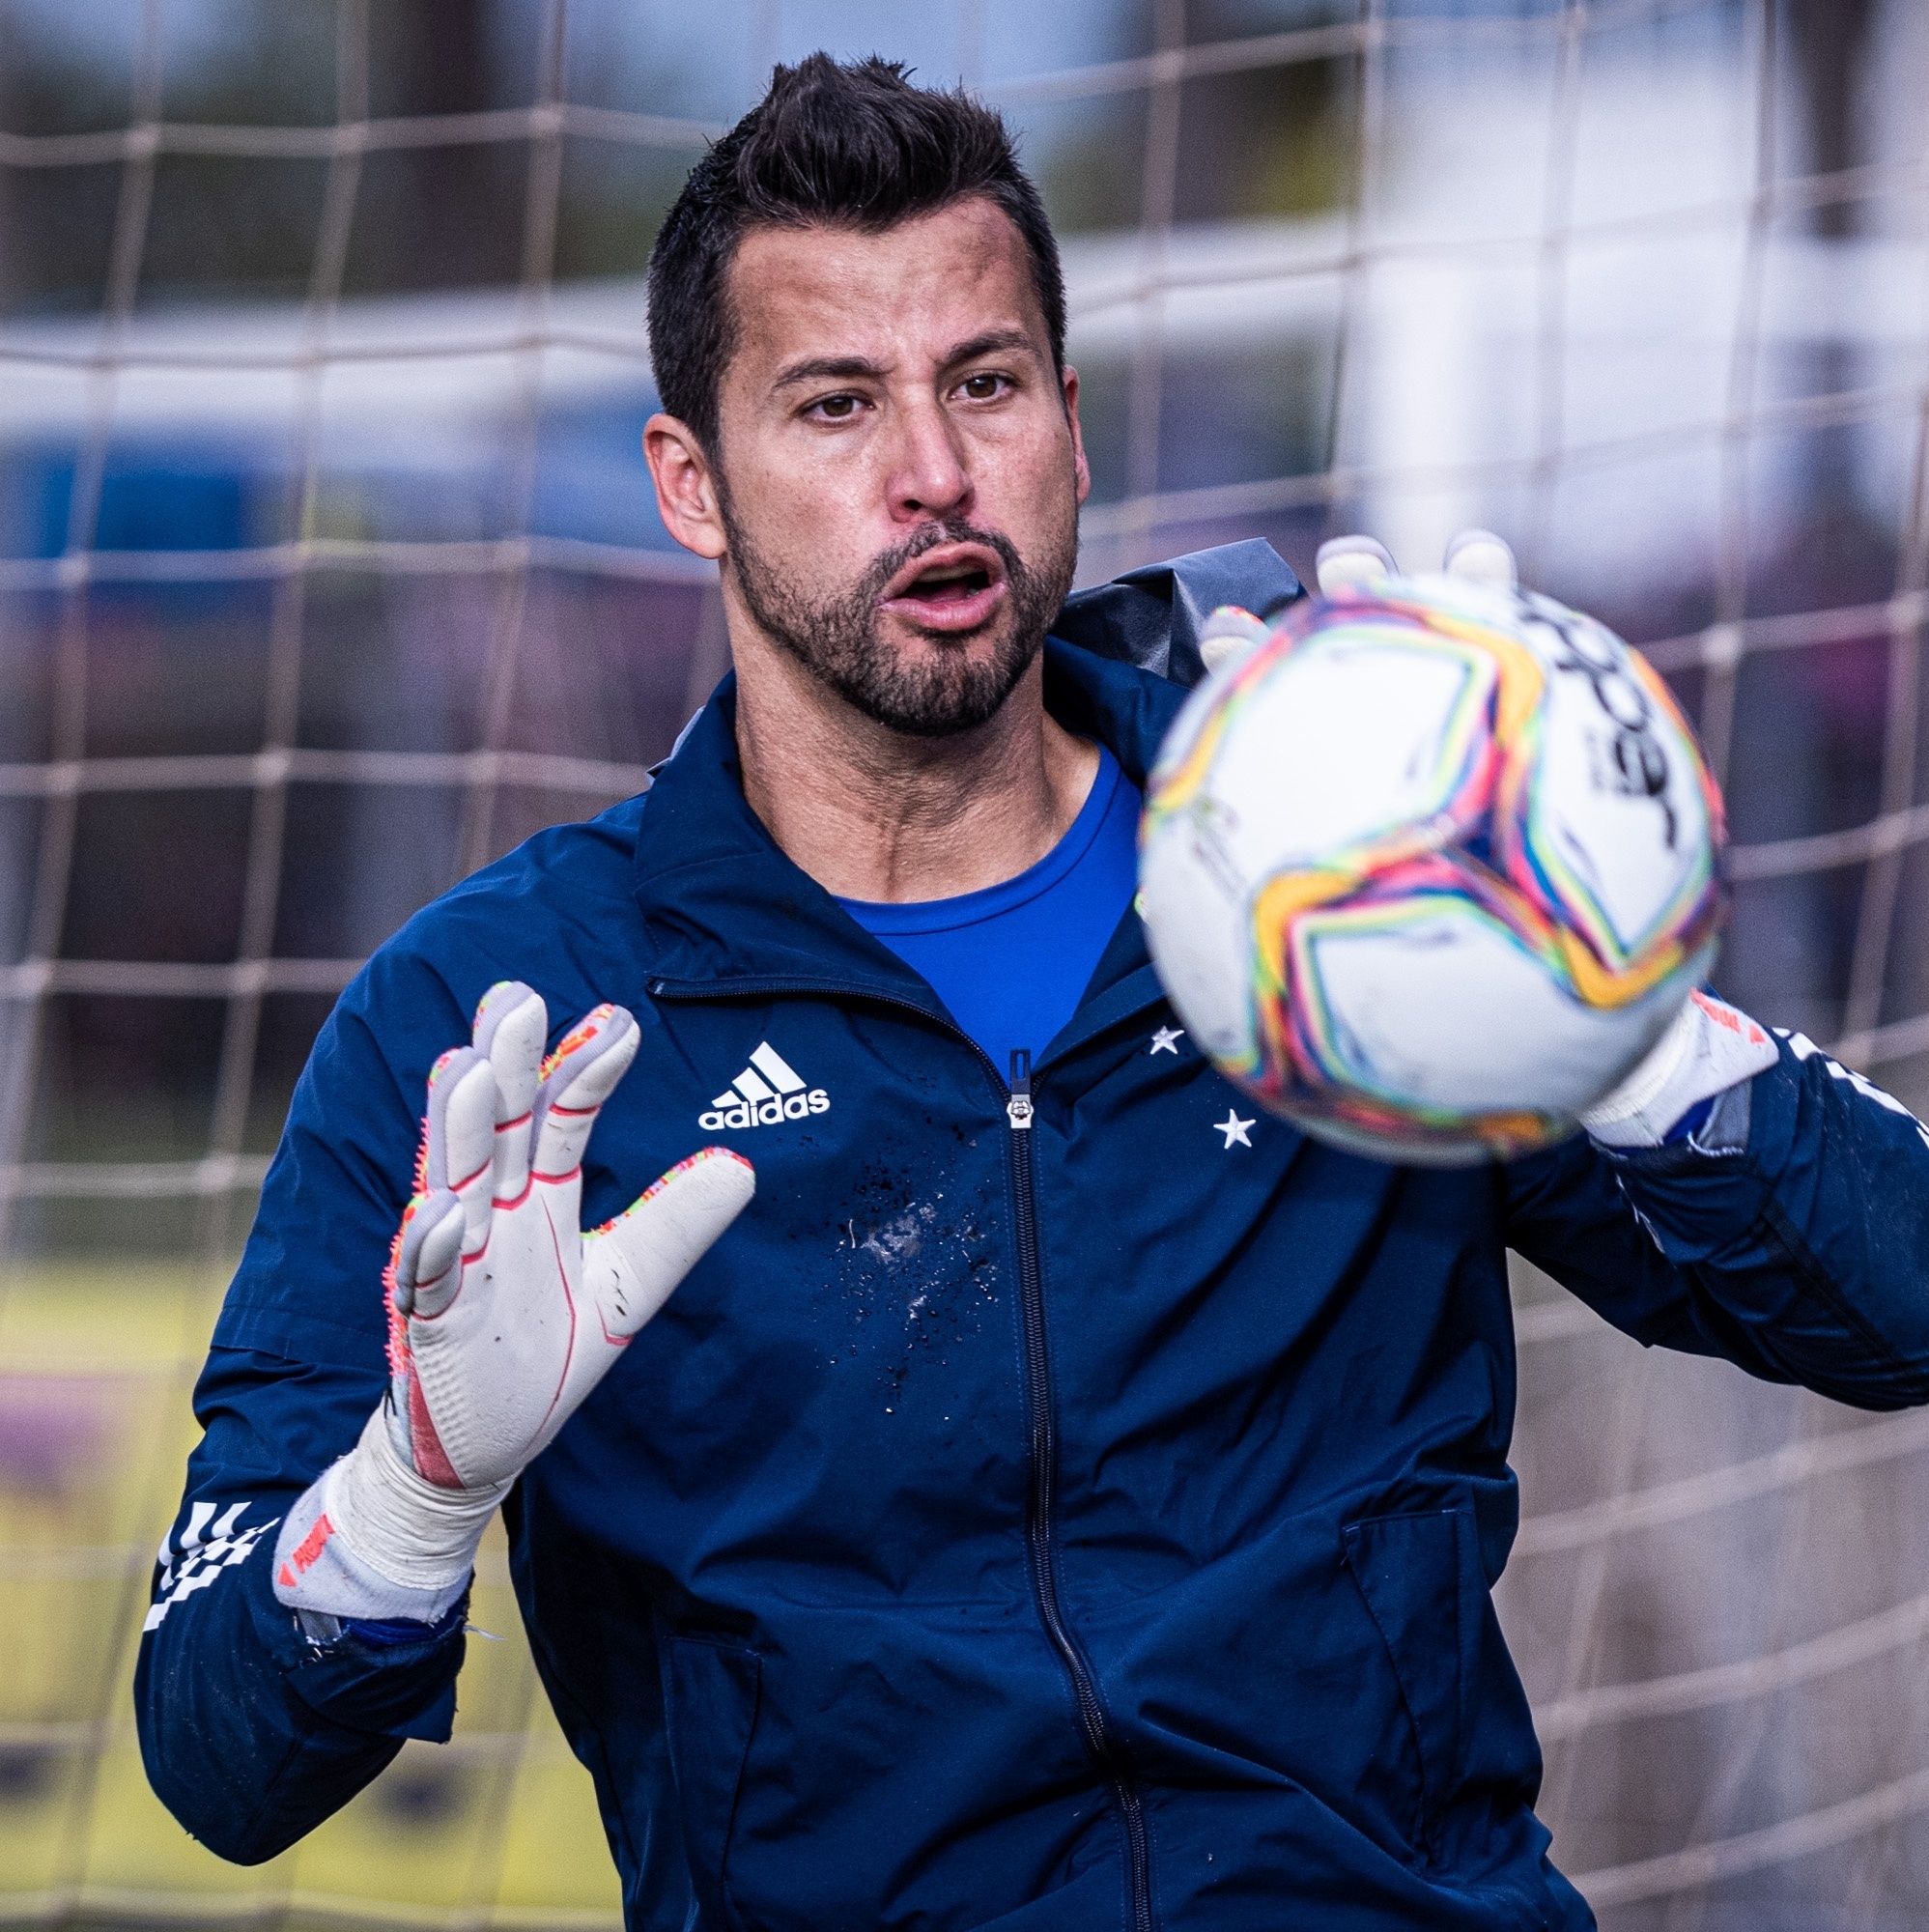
(859, 519, 1027, 601)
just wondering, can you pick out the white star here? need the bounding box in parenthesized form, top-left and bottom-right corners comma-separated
(1215, 1110, 1255, 1149)
(1149, 1026, 1185, 1055)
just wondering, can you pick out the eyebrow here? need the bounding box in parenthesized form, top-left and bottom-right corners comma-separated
(941, 327, 1035, 368)
(772, 354, 888, 390)
(770, 327, 1039, 392)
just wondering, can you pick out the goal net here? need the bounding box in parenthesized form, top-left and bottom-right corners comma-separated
(1, 1, 1924, 1926)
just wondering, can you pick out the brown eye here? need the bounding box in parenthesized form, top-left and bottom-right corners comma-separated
(961, 373, 1002, 400)
(817, 394, 859, 420)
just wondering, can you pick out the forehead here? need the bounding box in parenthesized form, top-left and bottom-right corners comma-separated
(724, 197, 1047, 378)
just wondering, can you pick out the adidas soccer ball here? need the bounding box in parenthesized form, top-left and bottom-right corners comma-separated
(1138, 574, 1724, 1164)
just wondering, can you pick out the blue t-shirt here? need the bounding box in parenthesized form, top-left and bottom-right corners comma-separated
(837, 746, 1141, 1069)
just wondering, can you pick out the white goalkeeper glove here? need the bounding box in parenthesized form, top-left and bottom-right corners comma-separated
(1198, 527, 1519, 675)
(1200, 529, 1780, 1150)
(272, 982, 754, 1625)
(1577, 986, 1777, 1151)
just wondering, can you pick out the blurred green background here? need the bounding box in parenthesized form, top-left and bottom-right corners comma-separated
(1, 1266, 622, 1926)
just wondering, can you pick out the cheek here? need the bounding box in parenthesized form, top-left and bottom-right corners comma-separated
(979, 416, 1079, 519)
(736, 452, 877, 570)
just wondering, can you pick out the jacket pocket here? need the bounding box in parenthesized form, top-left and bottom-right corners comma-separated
(661, 1635, 761, 1926)
(1342, 1509, 1466, 1865)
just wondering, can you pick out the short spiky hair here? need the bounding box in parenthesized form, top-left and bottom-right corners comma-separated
(647, 54, 1066, 454)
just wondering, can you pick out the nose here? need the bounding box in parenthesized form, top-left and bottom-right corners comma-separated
(886, 395, 974, 525)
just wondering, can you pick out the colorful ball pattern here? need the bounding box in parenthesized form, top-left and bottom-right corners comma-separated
(1138, 573, 1726, 1164)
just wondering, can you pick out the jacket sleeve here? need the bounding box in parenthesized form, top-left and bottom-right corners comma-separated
(1503, 1029, 1929, 1411)
(135, 946, 477, 1861)
(133, 1349, 467, 1862)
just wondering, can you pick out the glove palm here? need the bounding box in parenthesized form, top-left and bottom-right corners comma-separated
(388, 983, 752, 1489)
(273, 982, 752, 1622)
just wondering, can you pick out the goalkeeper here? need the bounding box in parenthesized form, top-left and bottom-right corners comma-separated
(139, 55, 1929, 1932)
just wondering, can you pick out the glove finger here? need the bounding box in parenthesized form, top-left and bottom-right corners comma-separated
(1443, 527, 1518, 586)
(389, 1186, 465, 1319)
(472, 980, 546, 1207)
(1198, 605, 1274, 677)
(532, 1004, 641, 1182)
(424, 1045, 497, 1256)
(1315, 534, 1397, 595)
(582, 1147, 755, 1342)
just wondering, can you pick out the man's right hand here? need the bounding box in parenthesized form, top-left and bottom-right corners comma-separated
(271, 982, 754, 1624)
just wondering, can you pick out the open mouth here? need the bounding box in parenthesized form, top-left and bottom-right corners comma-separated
(898, 557, 997, 607)
(880, 543, 1009, 631)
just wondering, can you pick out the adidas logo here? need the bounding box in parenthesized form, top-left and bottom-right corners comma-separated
(699, 1041, 830, 1132)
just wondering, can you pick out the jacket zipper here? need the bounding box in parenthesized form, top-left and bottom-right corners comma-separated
(649, 978, 1159, 1929)
(1007, 1050, 1155, 1932)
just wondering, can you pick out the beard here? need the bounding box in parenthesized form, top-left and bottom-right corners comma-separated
(720, 496, 1079, 739)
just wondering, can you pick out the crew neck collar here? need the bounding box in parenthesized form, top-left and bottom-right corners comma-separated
(834, 747, 1126, 934)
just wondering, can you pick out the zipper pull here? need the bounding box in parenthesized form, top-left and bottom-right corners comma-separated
(1007, 1049, 1035, 1130)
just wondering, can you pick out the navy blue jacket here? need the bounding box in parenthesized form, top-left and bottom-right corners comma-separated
(137, 544, 1929, 1930)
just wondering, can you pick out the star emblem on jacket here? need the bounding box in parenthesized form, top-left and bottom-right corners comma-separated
(1215, 1110, 1255, 1149)
(1149, 1026, 1185, 1055)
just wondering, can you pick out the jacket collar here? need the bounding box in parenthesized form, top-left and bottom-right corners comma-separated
(634, 639, 1187, 1012)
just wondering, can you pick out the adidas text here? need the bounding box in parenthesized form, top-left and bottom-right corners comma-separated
(701, 1041, 831, 1132)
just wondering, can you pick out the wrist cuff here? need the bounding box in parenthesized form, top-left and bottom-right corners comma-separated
(271, 1408, 507, 1623)
(1579, 990, 1778, 1151)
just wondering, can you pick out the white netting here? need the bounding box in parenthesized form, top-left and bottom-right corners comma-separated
(2, 1, 1926, 1925)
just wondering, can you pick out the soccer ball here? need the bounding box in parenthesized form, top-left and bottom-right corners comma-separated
(1138, 574, 1724, 1164)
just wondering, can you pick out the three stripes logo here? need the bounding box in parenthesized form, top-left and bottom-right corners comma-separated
(143, 1499, 277, 1631)
(699, 1041, 830, 1132)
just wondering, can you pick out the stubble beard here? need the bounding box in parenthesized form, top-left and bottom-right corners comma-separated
(720, 492, 1080, 740)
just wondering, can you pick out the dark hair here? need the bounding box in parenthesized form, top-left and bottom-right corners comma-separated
(647, 54, 1066, 455)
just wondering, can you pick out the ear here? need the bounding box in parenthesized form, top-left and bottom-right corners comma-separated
(644, 412, 727, 561)
(1063, 365, 1092, 508)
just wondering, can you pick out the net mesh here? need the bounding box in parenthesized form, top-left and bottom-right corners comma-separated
(2, 1, 1926, 1925)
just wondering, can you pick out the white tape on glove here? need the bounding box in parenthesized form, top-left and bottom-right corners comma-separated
(274, 983, 754, 1624)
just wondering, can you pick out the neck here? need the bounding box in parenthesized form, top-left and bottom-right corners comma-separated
(726, 592, 1099, 904)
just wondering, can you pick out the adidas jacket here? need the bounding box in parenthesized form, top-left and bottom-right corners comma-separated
(136, 542, 1929, 1930)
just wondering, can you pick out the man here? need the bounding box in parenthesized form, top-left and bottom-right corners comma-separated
(138, 55, 1929, 1931)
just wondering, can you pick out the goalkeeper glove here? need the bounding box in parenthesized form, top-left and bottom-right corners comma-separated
(272, 982, 754, 1624)
(1198, 527, 1519, 675)
(1576, 986, 1777, 1151)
